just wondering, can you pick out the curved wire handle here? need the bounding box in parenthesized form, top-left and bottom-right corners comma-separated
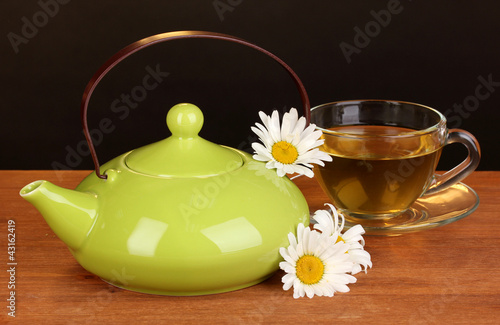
(80, 31, 311, 179)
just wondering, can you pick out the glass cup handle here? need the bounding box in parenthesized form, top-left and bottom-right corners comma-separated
(425, 129, 481, 195)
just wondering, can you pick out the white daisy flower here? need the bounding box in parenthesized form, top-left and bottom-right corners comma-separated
(251, 108, 332, 178)
(312, 204, 372, 275)
(279, 223, 357, 299)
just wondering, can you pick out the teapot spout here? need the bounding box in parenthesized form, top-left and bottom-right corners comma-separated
(20, 180, 98, 250)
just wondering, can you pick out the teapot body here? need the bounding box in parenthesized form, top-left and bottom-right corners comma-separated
(73, 148, 309, 295)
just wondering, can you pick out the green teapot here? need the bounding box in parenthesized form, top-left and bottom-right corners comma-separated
(20, 31, 311, 295)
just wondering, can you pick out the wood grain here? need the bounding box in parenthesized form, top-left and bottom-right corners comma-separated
(1, 170, 499, 324)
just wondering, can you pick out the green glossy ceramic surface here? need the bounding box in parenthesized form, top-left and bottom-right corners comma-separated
(20, 103, 309, 295)
(126, 103, 243, 177)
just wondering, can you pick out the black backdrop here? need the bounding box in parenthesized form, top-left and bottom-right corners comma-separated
(1, 0, 499, 171)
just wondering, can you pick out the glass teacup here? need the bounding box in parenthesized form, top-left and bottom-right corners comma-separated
(311, 100, 480, 229)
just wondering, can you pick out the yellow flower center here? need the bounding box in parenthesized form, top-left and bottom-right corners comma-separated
(271, 141, 299, 164)
(335, 236, 350, 253)
(295, 255, 324, 285)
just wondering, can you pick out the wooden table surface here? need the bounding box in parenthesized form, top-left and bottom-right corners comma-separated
(1, 170, 499, 324)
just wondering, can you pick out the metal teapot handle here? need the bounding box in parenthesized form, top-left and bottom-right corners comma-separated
(81, 31, 310, 179)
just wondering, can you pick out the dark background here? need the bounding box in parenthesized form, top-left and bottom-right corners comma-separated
(1, 0, 499, 171)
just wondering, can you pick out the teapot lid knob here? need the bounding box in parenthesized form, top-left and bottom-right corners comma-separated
(125, 103, 243, 177)
(166, 103, 204, 138)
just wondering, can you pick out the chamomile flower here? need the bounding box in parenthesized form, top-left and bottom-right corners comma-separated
(312, 204, 372, 275)
(251, 108, 332, 178)
(279, 223, 357, 299)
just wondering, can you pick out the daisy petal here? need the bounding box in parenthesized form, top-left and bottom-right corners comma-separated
(250, 107, 332, 178)
(277, 207, 371, 299)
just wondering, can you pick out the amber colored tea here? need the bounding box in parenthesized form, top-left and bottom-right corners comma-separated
(314, 125, 442, 218)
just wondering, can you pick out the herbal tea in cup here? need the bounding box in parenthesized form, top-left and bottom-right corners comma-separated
(311, 100, 480, 223)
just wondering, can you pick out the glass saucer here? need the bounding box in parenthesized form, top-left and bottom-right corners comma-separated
(339, 182, 479, 236)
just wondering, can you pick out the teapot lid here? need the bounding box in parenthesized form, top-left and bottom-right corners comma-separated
(125, 103, 243, 177)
